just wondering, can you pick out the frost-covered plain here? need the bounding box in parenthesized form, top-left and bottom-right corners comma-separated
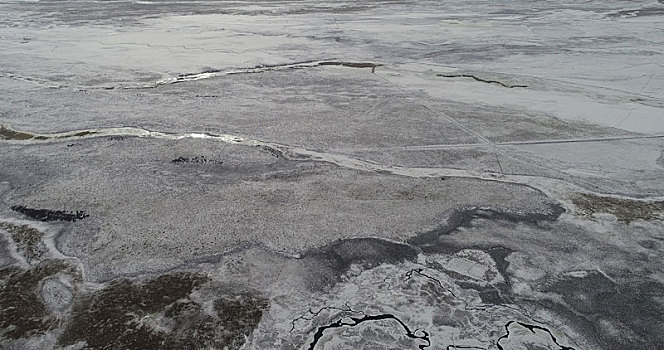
(0, 1, 663, 349)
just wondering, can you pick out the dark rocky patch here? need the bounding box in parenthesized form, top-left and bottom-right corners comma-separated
(0, 126, 96, 141)
(161, 299, 219, 348)
(259, 145, 282, 158)
(0, 238, 15, 268)
(572, 193, 664, 223)
(213, 293, 270, 348)
(537, 271, 664, 349)
(0, 126, 34, 140)
(171, 156, 224, 165)
(0, 222, 46, 262)
(157, 292, 268, 349)
(70, 130, 96, 137)
(408, 205, 564, 247)
(0, 260, 72, 339)
(10, 205, 89, 222)
(638, 239, 659, 250)
(58, 272, 209, 349)
(58, 273, 268, 350)
(425, 244, 514, 304)
(302, 238, 418, 290)
(412, 235, 518, 308)
(455, 281, 507, 305)
(483, 246, 514, 289)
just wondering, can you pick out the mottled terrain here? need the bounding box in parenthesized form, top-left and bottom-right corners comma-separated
(1, 1, 663, 349)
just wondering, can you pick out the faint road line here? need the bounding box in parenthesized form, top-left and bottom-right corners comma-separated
(496, 134, 664, 146)
(382, 134, 664, 151)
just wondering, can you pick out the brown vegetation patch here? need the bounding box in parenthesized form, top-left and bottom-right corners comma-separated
(572, 193, 664, 223)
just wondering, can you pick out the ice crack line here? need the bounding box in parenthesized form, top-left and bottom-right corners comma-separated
(1, 60, 382, 91)
(436, 73, 528, 88)
(156, 60, 383, 86)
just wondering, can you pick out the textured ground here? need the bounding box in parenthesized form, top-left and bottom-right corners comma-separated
(1, 1, 663, 350)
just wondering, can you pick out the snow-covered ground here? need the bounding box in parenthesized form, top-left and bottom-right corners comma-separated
(1, 1, 663, 350)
